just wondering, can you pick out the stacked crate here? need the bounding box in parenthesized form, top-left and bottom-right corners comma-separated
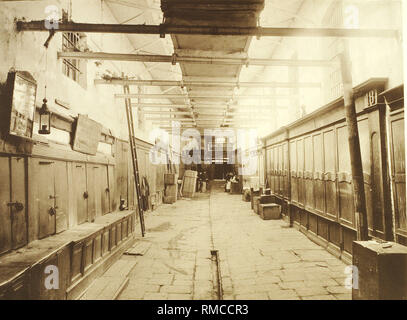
(182, 170, 198, 198)
(163, 173, 178, 204)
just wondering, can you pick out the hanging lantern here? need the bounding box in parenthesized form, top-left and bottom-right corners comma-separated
(38, 98, 51, 134)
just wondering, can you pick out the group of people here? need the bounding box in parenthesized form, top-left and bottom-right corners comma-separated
(225, 171, 239, 192)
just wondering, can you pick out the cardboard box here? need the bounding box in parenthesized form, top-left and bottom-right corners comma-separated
(259, 204, 281, 220)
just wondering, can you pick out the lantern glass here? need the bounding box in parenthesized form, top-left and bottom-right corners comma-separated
(38, 98, 51, 134)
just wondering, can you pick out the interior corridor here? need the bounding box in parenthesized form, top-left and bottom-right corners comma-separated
(81, 182, 351, 300)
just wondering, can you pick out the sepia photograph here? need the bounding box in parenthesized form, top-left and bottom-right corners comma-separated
(0, 0, 406, 307)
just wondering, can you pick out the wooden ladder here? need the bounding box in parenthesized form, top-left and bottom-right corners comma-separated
(123, 84, 145, 237)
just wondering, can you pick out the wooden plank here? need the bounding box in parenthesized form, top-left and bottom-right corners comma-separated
(0, 157, 11, 254)
(72, 114, 102, 155)
(10, 157, 27, 249)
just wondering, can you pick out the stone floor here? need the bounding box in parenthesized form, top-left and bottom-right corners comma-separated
(83, 182, 352, 300)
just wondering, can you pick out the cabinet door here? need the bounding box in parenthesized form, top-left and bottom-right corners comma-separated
(108, 165, 116, 212)
(100, 165, 110, 215)
(0, 157, 11, 254)
(54, 161, 69, 233)
(10, 157, 27, 249)
(74, 163, 87, 224)
(36, 160, 56, 239)
(86, 164, 104, 221)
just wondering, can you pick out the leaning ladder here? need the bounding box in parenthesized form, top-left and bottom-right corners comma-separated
(123, 84, 145, 237)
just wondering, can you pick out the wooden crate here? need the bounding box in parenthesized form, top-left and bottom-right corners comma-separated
(164, 173, 178, 185)
(163, 195, 176, 204)
(165, 184, 178, 198)
(182, 170, 197, 198)
(230, 182, 240, 194)
(250, 189, 260, 209)
(259, 195, 274, 204)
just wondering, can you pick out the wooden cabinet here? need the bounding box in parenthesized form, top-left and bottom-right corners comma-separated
(54, 161, 69, 233)
(10, 157, 27, 249)
(0, 157, 28, 252)
(36, 160, 56, 239)
(390, 110, 406, 236)
(86, 164, 110, 222)
(0, 157, 12, 254)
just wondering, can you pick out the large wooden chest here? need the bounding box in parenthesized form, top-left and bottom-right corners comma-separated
(352, 241, 407, 300)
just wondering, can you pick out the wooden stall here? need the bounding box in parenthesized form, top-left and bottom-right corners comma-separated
(0, 84, 173, 298)
(381, 84, 406, 246)
(263, 78, 401, 262)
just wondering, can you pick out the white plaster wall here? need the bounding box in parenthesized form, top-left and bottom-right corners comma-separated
(0, 0, 167, 142)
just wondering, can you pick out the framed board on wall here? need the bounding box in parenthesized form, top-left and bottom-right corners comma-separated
(72, 114, 102, 155)
(4, 71, 37, 139)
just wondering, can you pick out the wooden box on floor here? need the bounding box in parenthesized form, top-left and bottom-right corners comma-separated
(164, 184, 177, 204)
(250, 189, 260, 209)
(163, 195, 177, 204)
(352, 241, 407, 300)
(230, 182, 240, 194)
(259, 195, 274, 204)
(253, 196, 260, 214)
(259, 204, 281, 220)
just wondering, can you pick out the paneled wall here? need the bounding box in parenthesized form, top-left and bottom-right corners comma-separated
(263, 79, 403, 261)
(386, 85, 406, 245)
(0, 130, 170, 257)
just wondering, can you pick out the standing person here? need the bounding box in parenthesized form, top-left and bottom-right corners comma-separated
(225, 171, 233, 192)
(197, 169, 204, 192)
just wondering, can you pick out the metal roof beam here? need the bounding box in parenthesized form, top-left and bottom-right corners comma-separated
(17, 21, 398, 38)
(94, 77, 321, 87)
(62, 52, 333, 68)
(116, 94, 293, 99)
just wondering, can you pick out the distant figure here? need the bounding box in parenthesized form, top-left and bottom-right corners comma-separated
(198, 170, 208, 192)
(225, 171, 234, 192)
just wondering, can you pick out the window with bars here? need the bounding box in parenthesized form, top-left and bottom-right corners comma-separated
(62, 32, 84, 83)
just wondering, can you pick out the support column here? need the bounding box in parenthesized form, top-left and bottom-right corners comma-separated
(339, 41, 369, 241)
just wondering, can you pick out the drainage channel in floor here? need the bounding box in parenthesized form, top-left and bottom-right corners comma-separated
(211, 249, 223, 300)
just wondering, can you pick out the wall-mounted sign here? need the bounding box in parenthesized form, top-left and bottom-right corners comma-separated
(4, 71, 37, 139)
(72, 114, 102, 155)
